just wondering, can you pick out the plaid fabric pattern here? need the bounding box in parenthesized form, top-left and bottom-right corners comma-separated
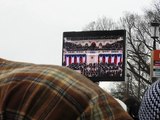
(138, 80, 160, 120)
(0, 58, 133, 120)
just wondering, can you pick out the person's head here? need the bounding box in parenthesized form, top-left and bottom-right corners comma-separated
(138, 80, 160, 120)
(123, 96, 140, 120)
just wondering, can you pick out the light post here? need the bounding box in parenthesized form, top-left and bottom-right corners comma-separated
(150, 20, 159, 50)
(126, 73, 130, 97)
(150, 20, 160, 83)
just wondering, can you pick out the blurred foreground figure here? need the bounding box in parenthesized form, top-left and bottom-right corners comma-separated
(123, 96, 140, 120)
(0, 58, 133, 120)
(139, 80, 160, 120)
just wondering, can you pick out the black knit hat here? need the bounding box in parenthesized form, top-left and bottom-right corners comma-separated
(139, 80, 160, 120)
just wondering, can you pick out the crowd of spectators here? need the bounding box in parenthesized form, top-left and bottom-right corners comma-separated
(67, 62, 123, 78)
(64, 40, 123, 51)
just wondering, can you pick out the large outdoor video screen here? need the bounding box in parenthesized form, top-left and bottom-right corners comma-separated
(62, 30, 126, 82)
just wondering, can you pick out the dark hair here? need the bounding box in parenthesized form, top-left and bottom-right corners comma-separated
(123, 96, 140, 120)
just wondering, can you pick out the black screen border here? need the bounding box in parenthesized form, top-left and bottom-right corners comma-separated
(62, 30, 126, 82)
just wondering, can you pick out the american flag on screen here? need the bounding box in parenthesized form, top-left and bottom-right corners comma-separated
(65, 54, 123, 66)
(65, 54, 86, 66)
(98, 54, 123, 65)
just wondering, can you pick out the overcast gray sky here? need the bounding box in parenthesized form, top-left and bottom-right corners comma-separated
(0, 0, 154, 90)
(0, 0, 153, 65)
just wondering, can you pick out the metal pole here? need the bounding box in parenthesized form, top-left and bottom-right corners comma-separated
(153, 37, 156, 50)
(126, 74, 130, 97)
(152, 37, 157, 83)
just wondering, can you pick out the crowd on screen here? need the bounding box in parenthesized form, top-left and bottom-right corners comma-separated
(66, 62, 123, 78)
(64, 40, 123, 51)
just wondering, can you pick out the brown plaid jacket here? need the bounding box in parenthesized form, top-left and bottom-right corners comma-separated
(0, 58, 133, 120)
